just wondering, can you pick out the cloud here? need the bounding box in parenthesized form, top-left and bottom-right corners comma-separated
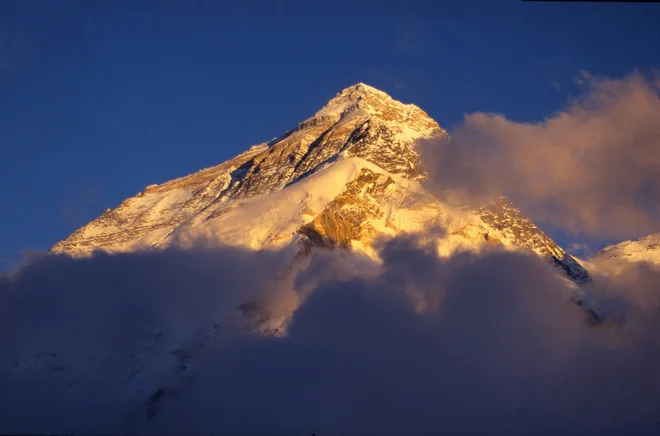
(589, 255, 660, 311)
(550, 79, 562, 93)
(1, 238, 660, 434)
(0, 245, 307, 433)
(421, 71, 660, 241)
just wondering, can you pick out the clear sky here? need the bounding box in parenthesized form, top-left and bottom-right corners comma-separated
(1, 0, 658, 269)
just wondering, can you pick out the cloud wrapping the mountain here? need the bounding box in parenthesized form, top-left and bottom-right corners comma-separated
(422, 71, 660, 240)
(2, 239, 660, 435)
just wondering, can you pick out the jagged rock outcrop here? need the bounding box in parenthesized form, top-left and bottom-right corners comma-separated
(478, 197, 590, 283)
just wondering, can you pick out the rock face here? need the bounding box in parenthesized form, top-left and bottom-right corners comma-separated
(51, 82, 589, 284)
(478, 197, 591, 284)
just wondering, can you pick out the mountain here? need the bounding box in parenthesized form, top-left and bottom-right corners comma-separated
(10, 84, 606, 428)
(51, 83, 590, 285)
(593, 233, 660, 265)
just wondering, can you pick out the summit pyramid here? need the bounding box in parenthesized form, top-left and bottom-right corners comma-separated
(52, 83, 590, 286)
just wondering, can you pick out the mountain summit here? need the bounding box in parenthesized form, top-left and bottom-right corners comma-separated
(51, 83, 589, 285)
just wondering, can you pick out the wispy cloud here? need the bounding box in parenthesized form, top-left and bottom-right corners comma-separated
(1, 237, 660, 434)
(422, 71, 660, 241)
(550, 79, 562, 93)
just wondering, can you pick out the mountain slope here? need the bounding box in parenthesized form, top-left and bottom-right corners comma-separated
(51, 83, 589, 285)
(593, 233, 660, 265)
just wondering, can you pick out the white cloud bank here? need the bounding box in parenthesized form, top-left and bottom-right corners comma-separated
(1, 238, 660, 435)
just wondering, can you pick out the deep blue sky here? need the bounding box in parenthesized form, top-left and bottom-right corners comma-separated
(1, 0, 658, 269)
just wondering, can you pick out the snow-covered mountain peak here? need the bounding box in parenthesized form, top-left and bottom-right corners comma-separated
(51, 85, 445, 254)
(310, 83, 442, 139)
(50, 83, 590, 294)
(342, 82, 388, 96)
(326, 82, 404, 110)
(593, 232, 660, 265)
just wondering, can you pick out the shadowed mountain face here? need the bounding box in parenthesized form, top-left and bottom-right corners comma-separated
(51, 83, 589, 285)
